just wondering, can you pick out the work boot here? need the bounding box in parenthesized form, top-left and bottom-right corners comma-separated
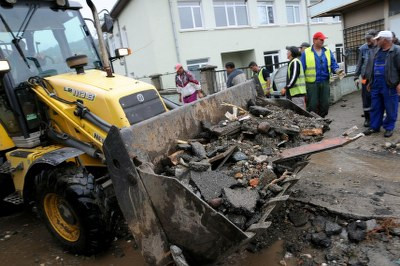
(363, 128, 379, 136)
(384, 130, 393, 138)
(363, 112, 370, 127)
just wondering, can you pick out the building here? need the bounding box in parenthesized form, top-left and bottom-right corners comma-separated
(310, 0, 400, 72)
(109, 0, 343, 88)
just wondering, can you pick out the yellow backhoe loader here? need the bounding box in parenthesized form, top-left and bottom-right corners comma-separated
(0, 0, 167, 255)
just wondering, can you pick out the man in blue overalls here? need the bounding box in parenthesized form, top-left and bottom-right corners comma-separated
(364, 31, 400, 138)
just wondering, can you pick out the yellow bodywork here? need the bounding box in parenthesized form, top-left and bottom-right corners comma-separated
(0, 123, 15, 151)
(33, 70, 166, 151)
(5, 69, 166, 196)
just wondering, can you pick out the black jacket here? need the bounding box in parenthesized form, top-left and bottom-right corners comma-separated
(365, 44, 400, 88)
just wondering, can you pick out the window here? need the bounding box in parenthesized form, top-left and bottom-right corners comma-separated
(311, 17, 324, 23)
(187, 58, 209, 81)
(178, 1, 203, 30)
(258, 1, 274, 25)
(263, 51, 280, 73)
(333, 16, 341, 22)
(335, 44, 344, 64)
(213, 1, 249, 27)
(286, 1, 301, 24)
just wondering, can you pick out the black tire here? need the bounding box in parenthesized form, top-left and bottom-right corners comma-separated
(35, 165, 115, 255)
(0, 173, 16, 216)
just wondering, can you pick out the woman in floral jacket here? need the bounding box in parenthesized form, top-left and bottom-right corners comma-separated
(175, 63, 203, 104)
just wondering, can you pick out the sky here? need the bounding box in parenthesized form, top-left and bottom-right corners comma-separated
(77, 0, 117, 20)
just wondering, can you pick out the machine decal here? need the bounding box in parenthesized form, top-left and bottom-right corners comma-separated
(64, 87, 96, 101)
(93, 132, 104, 143)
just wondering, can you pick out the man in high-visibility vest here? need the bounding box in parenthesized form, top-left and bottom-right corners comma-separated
(249, 61, 271, 96)
(300, 32, 343, 117)
(281, 46, 307, 109)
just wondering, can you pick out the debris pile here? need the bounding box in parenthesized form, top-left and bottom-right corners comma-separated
(162, 100, 330, 230)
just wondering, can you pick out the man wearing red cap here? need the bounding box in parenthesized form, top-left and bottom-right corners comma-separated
(301, 32, 343, 117)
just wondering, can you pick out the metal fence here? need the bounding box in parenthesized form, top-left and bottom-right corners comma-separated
(343, 19, 385, 73)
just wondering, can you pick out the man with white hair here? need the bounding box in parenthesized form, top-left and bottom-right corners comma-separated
(364, 31, 400, 138)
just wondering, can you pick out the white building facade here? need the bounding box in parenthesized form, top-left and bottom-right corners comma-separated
(110, 0, 343, 88)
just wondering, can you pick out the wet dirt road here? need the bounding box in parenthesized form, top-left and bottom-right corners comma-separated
(1, 91, 399, 265)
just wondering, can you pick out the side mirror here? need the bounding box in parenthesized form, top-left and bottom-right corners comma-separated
(101, 14, 114, 34)
(115, 48, 132, 58)
(0, 60, 11, 73)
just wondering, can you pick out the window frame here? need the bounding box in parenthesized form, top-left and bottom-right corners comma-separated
(257, 1, 275, 25)
(178, 1, 204, 30)
(213, 1, 250, 28)
(286, 1, 301, 24)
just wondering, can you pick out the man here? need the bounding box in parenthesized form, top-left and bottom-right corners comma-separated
(299, 42, 310, 54)
(225, 62, 246, 88)
(392, 32, 400, 45)
(364, 31, 400, 138)
(354, 30, 377, 127)
(300, 32, 343, 117)
(281, 46, 307, 109)
(175, 63, 203, 104)
(248, 61, 270, 96)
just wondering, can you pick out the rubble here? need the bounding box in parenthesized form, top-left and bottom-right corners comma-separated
(189, 171, 237, 201)
(223, 188, 259, 216)
(161, 100, 331, 231)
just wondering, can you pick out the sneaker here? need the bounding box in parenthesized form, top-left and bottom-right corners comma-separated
(363, 128, 379, 135)
(384, 130, 393, 138)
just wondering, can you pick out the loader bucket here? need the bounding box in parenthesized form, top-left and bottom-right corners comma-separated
(102, 80, 360, 265)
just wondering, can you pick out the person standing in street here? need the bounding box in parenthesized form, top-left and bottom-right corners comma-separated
(225, 62, 246, 88)
(354, 30, 377, 127)
(281, 46, 307, 109)
(364, 31, 400, 138)
(175, 63, 203, 104)
(299, 42, 310, 54)
(249, 61, 271, 96)
(301, 32, 343, 117)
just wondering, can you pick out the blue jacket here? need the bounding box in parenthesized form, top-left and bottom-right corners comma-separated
(355, 43, 376, 79)
(300, 46, 339, 83)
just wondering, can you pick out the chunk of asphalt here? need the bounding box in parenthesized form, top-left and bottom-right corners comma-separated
(226, 213, 247, 230)
(190, 171, 237, 202)
(223, 187, 259, 216)
(177, 143, 192, 151)
(232, 152, 248, 162)
(311, 232, 331, 248)
(324, 221, 342, 236)
(347, 221, 367, 243)
(288, 210, 308, 227)
(188, 160, 211, 172)
(190, 141, 207, 159)
(249, 106, 272, 117)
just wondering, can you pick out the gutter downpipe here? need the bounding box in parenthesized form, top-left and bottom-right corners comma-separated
(115, 18, 129, 77)
(305, 0, 312, 44)
(168, 0, 181, 63)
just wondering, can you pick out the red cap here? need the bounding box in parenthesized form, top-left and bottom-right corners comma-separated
(313, 32, 327, 40)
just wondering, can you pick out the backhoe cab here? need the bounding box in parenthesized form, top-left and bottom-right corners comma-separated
(0, 0, 166, 254)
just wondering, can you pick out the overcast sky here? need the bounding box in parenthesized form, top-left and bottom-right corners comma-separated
(77, 0, 117, 19)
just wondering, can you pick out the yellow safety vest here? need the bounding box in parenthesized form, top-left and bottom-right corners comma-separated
(304, 47, 331, 83)
(258, 67, 268, 94)
(287, 58, 306, 96)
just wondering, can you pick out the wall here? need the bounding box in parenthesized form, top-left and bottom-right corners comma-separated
(112, 0, 344, 88)
(330, 75, 357, 104)
(343, 1, 384, 28)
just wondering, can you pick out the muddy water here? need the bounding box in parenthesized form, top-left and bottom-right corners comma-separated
(228, 240, 297, 266)
(0, 210, 293, 266)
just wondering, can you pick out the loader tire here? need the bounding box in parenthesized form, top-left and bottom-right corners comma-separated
(35, 166, 114, 255)
(0, 173, 15, 215)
